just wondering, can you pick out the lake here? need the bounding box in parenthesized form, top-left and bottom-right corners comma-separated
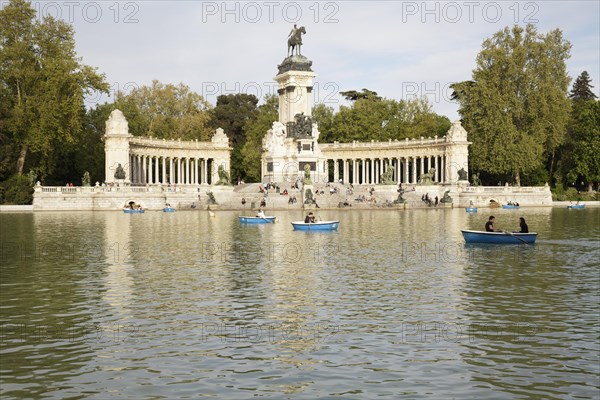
(1, 208, 598, 399)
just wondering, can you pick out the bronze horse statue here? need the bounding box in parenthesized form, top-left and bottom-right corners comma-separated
(287, 26, 306, 56)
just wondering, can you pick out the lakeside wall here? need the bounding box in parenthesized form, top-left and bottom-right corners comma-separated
(23, 183, 557, 211)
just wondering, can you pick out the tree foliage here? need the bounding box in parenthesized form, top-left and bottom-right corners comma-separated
(559, 99, 600, 191)
(340, 88, 382, 101)
(0, 0, 108, 179)
(240, 95, 278, 182)
(451, 25, 571, 185)
(210, 94, 259, 181)
(569, 71, 597, 102)
(318, 94, 450, 143)
(114, 80, 213, 140)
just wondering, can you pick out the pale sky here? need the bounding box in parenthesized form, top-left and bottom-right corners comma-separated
(19, 0, 599, 121)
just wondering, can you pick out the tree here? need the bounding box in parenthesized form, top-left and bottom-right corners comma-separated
(114, 80, 213, 140)
(325, 95, 449, 143)
(451, 25, 571, 186)
(569, 71, 597, 102)
(339, 88, 381, 101)
(559, 98, 600, 192)
(240, 95, 278, 182)
(210, 94, 259, 181)
(311, 103, 335, 142)
(0, 0, 108, 179)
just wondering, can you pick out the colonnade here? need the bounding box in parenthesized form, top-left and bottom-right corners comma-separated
(129, 155, 214, 185)
(328, 155, 447, 185)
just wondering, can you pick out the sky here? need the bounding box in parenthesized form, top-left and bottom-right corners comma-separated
(13, 0, 599, 121)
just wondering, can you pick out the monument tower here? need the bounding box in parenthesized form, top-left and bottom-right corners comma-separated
(262, 25, 327, 184)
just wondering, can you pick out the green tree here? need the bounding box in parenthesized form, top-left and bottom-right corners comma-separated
(115, 80, 213, 140)
(451, 25, 571, 186)
(312, 103, 335, 142)
(569, 71, 597, 102)
(0, 0, 108, 179)
(210, 94, 259, 181)
(240, 95, 278, 182)
(339, 88, 382, 101)
(326, 95, 449, 143)
(560, 99, 600, 192)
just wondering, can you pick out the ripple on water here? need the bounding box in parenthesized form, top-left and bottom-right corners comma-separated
(0, 209, 599, 398)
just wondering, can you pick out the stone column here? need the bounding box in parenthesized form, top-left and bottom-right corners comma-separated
(442, 156, 447, 183)
(184, 158, 189, 184)
(396, 158, 400, 183)
(403, 158, 408, 183)
(154, 156, 160, 183)
(202, 159, 208, 184)
(334, 160, 339, 183)
(419, 157, 424, 177)
(411, 158, 416, 183)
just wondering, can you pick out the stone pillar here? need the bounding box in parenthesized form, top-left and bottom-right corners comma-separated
(442, 156, 447, 183)
(411, 158, 416, 183)
(202, 159, 208, 184)
(396, 158, 400, 183)
(161, 157, 166, 185)
(104, 109, 132, 185)
(334, 160, 339, 183)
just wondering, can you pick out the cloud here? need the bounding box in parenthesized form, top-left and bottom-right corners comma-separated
(66, 0, 599, 120)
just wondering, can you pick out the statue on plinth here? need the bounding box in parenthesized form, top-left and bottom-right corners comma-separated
(380, 165, 395, 185)
(288, 24, 306, 56)
(206, 191, 217, 205)
(303, 164, 312, 185)
(458, 168, 468, 181)
(287, 113, 313, 139)
(82, 171, 91, 186)
(418, 168, 436, 185)
(215, 165, 230, 185)
(440, 190, 453, 203)
(114, 163, 126, 180)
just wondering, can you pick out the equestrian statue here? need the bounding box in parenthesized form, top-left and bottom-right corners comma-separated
(287, 24, 306, 57)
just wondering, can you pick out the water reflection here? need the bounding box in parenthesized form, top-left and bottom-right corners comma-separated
(1, 208, 598, 398)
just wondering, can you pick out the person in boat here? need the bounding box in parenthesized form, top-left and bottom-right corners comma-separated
(165, 203, 171, 208)
(485, 216, 498, 232)
(518, 217, 528, 233)
(256, 208, 266, 218)
(304, 212, 316, 223)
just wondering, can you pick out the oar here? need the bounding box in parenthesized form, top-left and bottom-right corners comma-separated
(502, 230, 528, 245)
(261, 217, 274, 224)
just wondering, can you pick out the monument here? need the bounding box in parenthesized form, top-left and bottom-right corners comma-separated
(104, 109, 132, 185)
(261, 26, 327, 185)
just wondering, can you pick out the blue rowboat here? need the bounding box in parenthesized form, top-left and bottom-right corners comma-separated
(123, 208, 145, 214)
(502, 204, 520, 209)
(465, 207, 478, 212)
(291, 220, 339, 231)
(163, 207, 176, 212)
(461, 229, 537, 244)
(239, 216, 276, 224)
(567, 204, 585, 209)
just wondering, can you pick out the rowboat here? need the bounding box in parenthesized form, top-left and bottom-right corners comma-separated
(163, 207, 176, 212)
(291, 220, 339, 231)
(461, 229, 537, 244)
(465, 207, 478, 212)
(123, 208, 145, 214)
(502, 204, 520, 209)
(567, 204, 585, 209)
(239, 216, 276, 224)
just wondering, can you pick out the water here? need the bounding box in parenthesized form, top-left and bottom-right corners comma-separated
(1, 208, 598, 399)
